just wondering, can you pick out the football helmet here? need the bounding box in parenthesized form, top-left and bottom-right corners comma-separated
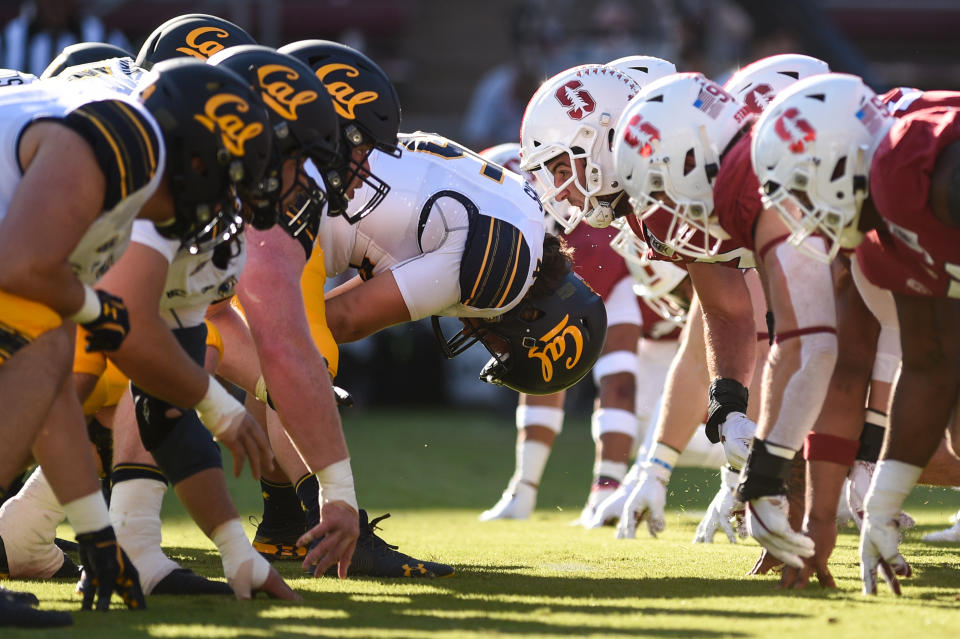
(606, 55, 676, 87)
(136, 13, 256, 70)
(207, 45, 341, 231)
(0, 68, 36, 87)
(723, 54, 829, 119)
(432, 269, 607, 395)
(278, 39, 401, 223)
(40, 42, 134, 79)
(519, 64, 640, 233)
(138, 59, 274, 250)
(612, 72, 750, 259)
(751, 73, 893, 263)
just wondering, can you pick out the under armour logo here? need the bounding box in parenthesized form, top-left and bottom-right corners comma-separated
(554, 80, 595, 120)
(401, 563, 428, 577)
(774, 107, 816, 153)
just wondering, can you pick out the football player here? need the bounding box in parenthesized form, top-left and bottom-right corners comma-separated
(750, 73, 960, 594)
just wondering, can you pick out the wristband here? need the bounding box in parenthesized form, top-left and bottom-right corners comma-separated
(646, 442, 680, 477)
(69, 284, 101, 324)
(315, 458, 359, 512)
(194, 375, 245, 437)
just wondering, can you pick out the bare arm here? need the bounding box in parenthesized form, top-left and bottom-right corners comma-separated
(324, 270, 411, 343)
(0, 123, 104, 316)
(94, 242, 209, 406)
(686, 262, 756, 386)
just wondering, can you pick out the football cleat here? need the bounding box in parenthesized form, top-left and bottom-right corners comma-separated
(0, 595, 72, 628)
(922, 515, 960, 543)
(250, 517, 307, 561)
(572, 481, 619, 527)
(151, 568, 234, 596)
(479, 480, 537, 521)
(323, 510, 454, 578)
(0, 585, 38, 608)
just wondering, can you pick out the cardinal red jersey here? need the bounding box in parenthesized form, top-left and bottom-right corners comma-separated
(881, 88, 960, 116)
(640, 300, 682, 340)
(565, 222, 630, 300)
(861, 107, 960, 297)
(713, 132, 764, 253)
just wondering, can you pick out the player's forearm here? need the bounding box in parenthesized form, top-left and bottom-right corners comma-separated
(0, 261, 86, 317)
(109, 315, 209, 407)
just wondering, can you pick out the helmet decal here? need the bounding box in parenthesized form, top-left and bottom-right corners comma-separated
(527, 313, 584, 382)
(255, 64, 318, 121)
(314, 63, 379, 120)
(622, 113, 659, 158)
(774, 107, 816, 153)
(692, 80, 736, 119)
(743, 83, 775, 114)
(175, 26, 232, 59)
(193, 94, 264, 157)
(856, 97, 889, 136)
(554, 80, 596, 120)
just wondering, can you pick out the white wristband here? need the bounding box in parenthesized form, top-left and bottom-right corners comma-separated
(315, 458, 359, 512)
(69, 284, 100, 324)
(194, 375, 245, 437)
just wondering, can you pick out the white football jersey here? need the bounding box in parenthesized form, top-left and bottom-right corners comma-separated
(50, 56, 144, 93)
(0, 81, 164, 284)
(131, 221, 246, 329)
(321, 132, 546, 319)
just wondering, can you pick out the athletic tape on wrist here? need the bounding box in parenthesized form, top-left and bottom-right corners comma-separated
(864, 459, 922, 521)
(516, 405, 564, 434)
(803, 432, 859, 466)
(315, 458, 359, 512)
(591, 408, 639, 441)
(646, 442, 680, 475)
(591, 350, 639, 384)
(194, 375, 244, 437)
(864, 408, 888, 428)
(69, 284, 101, 324)
(63, 490, 111, 535)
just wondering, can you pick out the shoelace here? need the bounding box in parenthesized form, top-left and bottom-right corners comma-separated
(362, 513, 402, 554)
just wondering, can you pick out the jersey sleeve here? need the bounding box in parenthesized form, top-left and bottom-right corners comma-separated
(130, 219, 179, 263)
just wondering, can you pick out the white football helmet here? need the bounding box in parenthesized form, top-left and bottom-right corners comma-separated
(0, 68, 37, 87)
(751, 73, 894, 263)
(723, 54, 830, 119)
(607, 55, 676, 87)
(610, 223, 689, 324)
(612, 72, 750, 259)
(519, 64, 640, 233)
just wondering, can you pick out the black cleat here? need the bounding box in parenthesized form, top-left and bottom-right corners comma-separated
(151, 568, 233, 596)
(53, 538, 79, 554)
(321, 510, 454, 579)
(51, 554, 81, 580)
(0, 596, 72, 628)
(1, 585, 39, 608)
(250, 517, 306, 561)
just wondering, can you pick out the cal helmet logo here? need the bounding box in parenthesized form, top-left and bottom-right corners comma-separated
(314, 63, 378, 120)
(194, 93, 264, 157)
(743, 83, 774, 114)
(256, 64, 318, 121)
(175, 27, 232, 60)
(774, 107, 816, 153)
(526, 314, 584, 382)
(555, 80, 595, 120)
(623, 113, 659, 158)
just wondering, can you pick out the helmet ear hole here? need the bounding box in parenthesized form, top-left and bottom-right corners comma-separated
(830, 156, 847, 182)
(683, 148, 696, 176)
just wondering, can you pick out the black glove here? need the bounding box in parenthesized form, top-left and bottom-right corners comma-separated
(76, 526, 145, 611)
(79, 290, 130, 353)
(705, 378, 748, 444)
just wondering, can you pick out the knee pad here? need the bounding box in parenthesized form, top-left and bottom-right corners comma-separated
(591, 350, 639, 386)
(516, 405, 564, 435)
(590, 408, 639, 443)
(147, 410, 222, 485)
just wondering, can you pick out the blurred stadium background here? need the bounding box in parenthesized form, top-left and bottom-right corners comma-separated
(6, 0, 960, 411)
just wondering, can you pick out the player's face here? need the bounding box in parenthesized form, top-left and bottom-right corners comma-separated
(545, 155, 588, 208)
(345, 144, 373, 199)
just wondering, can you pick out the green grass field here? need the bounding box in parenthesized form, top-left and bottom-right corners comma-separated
(5, 408, 960, 638)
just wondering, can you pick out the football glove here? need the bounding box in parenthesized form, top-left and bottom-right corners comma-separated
(717, 412, 755, 471)
(616, 462, 669, 539)
(694, 465, 745, 544)
(77, 290, 129, 352)
(860, 514, 911, 595)
(745, 495, 814, 570)
(76, 526, 145, 611)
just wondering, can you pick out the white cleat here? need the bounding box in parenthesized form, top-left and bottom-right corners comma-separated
(923, 510, 960, 543)
(479, 481, 537, 521)
(571, 485, 617, 528)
